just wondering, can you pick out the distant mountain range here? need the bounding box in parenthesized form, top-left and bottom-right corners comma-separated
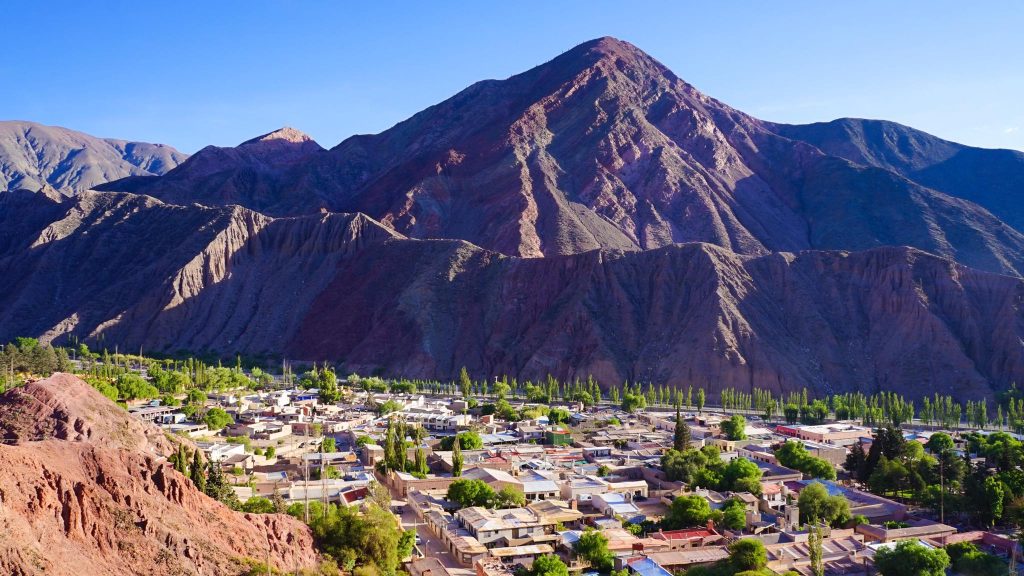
(3, 37, 1024, 398)
(0, 120, 187, 195)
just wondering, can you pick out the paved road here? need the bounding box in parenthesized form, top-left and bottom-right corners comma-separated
(388, 485, 474, 576)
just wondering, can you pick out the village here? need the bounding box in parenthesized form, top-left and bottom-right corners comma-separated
(123, 369, 1023, 576)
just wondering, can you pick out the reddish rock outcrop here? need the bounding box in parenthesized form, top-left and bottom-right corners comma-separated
(0, 374, 319, 575)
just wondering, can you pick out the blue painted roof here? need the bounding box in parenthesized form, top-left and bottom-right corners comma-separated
(629, 558, 673, 576)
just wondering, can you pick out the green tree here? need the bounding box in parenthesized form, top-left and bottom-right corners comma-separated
(696, 388, 706, 413)
(493, 485, 526, 508)
(459, 366, 472, 399)
(451, 436, 464, 477)
(446, 478, 495, 508)
(440, 431, 483, 451)
(797, 482, 851, 527)
(874, 540, 949, 576)
(663, 494, 714, 529)
(203, 407, 234, 430)
(721, 499, 747, 531)
(574, 529, 614, 572)
(673, 407, 690, 451)
(190, 448, 206, 492)
(925, 432, 955, 454)
(728, 539, 767, 572)
(721, 415, 747, 440)
(241, 496, 276, 513)
(621, 392, 647, 413)
(318, 367, 341, 403)
(776, 441, 836, 480)
(529, 555, 569, 576)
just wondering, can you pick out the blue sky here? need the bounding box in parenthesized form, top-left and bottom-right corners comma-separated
(4, 1, 1022, 153)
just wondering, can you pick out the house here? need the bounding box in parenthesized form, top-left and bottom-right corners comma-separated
(855, 519, 957, 543)
(632, 548, 730, 571)
(518, 470, 560, 501)
(647, 528, 725, 550)
(408, 558, 451, 576)
(561, 475, 610, 501)
(488, 544, 555, 567)
(775, 424, 870, 445)
(624, 557, 675, 576)
(456, 506, 560, 548)
(463, 467, 523, 493)
(592, 493, 644, 524)
(544, 429, 572, 446)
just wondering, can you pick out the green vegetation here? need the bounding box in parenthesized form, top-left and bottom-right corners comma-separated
(661, 445, 762, 495)
(874, 540, 949, 576)
(797, 482, 850, 527)
(524, 555, 569, 576)
(439, 431, 483, 451)
(574, 528, 614, 572)
(203, 407, 234, 430)
(721, 414, 746, 441)
(286, 502, 413, 576)
(945, 542, 1005, 576)
(446, 478, 495, 508)
(774, 441, 836, 480)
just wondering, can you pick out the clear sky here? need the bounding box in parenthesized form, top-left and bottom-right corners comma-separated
(4, 1, 1022, 153)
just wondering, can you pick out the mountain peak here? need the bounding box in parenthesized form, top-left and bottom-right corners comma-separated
(241, 126, 317, 147)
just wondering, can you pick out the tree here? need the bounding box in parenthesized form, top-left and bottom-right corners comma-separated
(575, 529, 614, 572)
(446, 478, 495, 508)
(203, 407, 234, 430)
(720, 499, 747, 530)
(721, 458, 763, 495)
(797, 482, 850, 527)
(190, 448, 206, 492)
(451, 436, 464, 477)
(459, 366, 472, 399)
(728, 539, 767, 572)
(204, 461, 240, 509)
(808, 525, 824, 576)
(241, 496, 276, 513)
(696, 389, 706, 413)
(440, 431, 483, 451)
(776, 441, 836, 480)
(874, 540, 949, 576)
(493, 485, 526, 508)
(170, 443, 190, 475)
(318, 368, 341, 403)
(322, 437, 337, 453)
(622, 392, 646, 413)
(265, 446, 276, 459)
(529, 555, 569, 576)
(663, 494, 714, 529)
(368, 480, 392, 510)
(721, 415, 747, 441)
(925, 432, 955, 454)
(674, 407, 690, 451)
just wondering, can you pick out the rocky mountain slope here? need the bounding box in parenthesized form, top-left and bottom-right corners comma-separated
(2, 193, 1020, 400)
(0, 373, 319, 576)
(97, 38, 1024, 278)
(768, 117, 1024, 233)
(0, 121, 187, 195)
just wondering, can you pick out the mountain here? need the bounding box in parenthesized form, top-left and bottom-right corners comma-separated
(0, 120, 188, 196)
(2, 191, 1021, 400)
(0, 373, 319, 575)
(97, 37, 1024, 278)
(5, 37, 1024, 399)
(768, 117, 1024, 232)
